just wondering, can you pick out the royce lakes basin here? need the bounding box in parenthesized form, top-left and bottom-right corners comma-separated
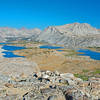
(0, 44, 100, 60)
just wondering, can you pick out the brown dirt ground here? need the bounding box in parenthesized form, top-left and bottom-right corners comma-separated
(14, 47, 100, 74)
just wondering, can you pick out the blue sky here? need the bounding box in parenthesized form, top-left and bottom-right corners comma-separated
(0, 0, 99, 29)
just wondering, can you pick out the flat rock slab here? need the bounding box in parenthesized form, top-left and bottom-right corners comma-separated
(0, 57, 39, 77)
(0, 46, 39, 76)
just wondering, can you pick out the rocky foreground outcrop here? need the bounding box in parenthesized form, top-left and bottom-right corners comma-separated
(0, 70, 100, 100)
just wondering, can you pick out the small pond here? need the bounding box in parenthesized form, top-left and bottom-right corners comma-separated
(77, 49, 100, 60)
(39, 45, 64, 49)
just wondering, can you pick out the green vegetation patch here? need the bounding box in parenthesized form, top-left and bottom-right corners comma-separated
(74, 73, 89, 81)
(91, 69, 100, 75)
(74, 69, 100, 80)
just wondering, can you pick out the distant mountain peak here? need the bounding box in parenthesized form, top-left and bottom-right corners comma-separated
(46, 23, 99, 35)
(0, 23, 100, 48)
(36, 22, 100, 48)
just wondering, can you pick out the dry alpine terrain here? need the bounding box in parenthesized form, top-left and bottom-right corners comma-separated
(0, 23, 100, 100)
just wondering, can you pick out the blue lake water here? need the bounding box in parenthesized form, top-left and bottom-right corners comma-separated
(39, 45, 64, 49)
(2, 51, 25, 58)
(2, 45, 26, 51)
(1, 45, 26, 58)
(0, 42, 12, 45)
(2, 44, 100, 60)
(57, 50, 64, 52)
(77, 49, 100, 60)
(0, 43, 7, 45)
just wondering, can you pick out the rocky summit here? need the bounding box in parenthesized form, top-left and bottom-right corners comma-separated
(0, 23, 100, 48)
(0, 70, 100, 100)
(36, 23, 100, 48)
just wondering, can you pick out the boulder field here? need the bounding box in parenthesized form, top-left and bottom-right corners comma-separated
(0, 70, 100, 100)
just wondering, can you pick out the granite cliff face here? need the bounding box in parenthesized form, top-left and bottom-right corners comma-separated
(37, 23, 100, 48)
(0, 23, 100, 48)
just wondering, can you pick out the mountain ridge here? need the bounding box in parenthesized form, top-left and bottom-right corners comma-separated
(36, 23, 100, 48)
(0, 27, 41, 42)
(0, 23, 100, 48)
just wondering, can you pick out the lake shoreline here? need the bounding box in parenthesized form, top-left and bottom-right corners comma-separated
(0, 45, 6, 58)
